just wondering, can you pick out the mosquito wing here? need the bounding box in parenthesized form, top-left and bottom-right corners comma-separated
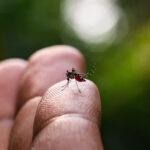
(78, 73, 87, 78)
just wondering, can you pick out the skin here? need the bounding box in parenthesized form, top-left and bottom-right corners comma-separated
(0, 45, 103, 150)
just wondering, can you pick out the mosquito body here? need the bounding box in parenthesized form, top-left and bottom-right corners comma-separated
(66, 68, 86, 82)
(62, 68, 86, 92)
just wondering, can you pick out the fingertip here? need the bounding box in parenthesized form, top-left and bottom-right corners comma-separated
(32, 80, 103, 150)
(0, 59, 27, 69)
(28, 45, 85, 74)
(33, 79, 101, 139)
(0, 59, 27, 119)
(29, 45, 85, 69)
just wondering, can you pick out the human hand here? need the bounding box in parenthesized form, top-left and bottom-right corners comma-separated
(0, 45, 103, 150)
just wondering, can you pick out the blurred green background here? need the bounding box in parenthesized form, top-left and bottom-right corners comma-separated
(0, 0, 150, 149)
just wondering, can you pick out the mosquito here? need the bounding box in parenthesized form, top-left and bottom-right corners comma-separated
(62, 68, 86, 92)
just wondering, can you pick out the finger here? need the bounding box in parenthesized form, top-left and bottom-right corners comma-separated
(32, 80, 103, 150)
(0, 59, 27, 150)
(0, 59, 27, 118)
(9, 97, 41, 150)
(17, 45, 85, 112)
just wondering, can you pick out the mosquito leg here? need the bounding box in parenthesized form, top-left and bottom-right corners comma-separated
(75, 80, 81, 93)
(61, 78, 70, 91)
